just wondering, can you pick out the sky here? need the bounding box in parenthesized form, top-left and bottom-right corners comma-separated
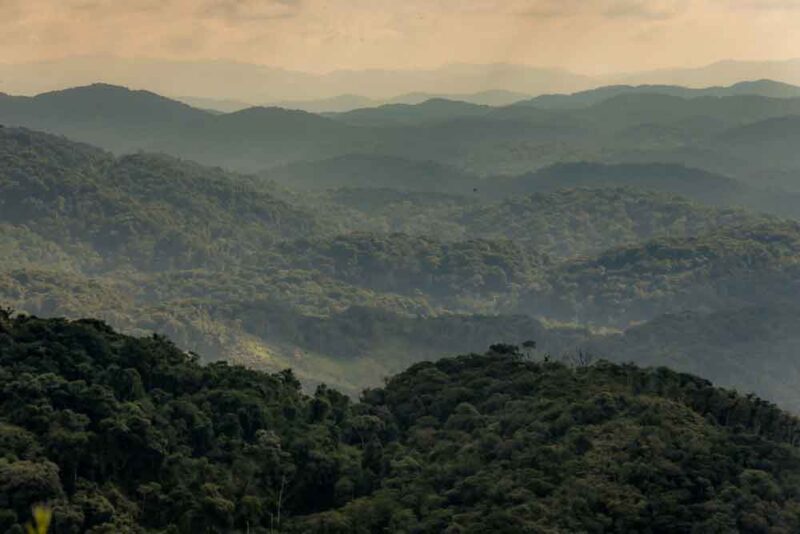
(1, 0, 799, 75)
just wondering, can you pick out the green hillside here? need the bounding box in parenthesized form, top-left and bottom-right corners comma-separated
(3, 314, 800, 532)
(4, 125, 800, 411)
(580, 306, 800, 412)
(0, 127, 320, 271)
(525, 221, 800, 325)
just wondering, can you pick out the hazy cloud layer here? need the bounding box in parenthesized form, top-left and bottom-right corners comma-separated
(0, 0, 798, 74)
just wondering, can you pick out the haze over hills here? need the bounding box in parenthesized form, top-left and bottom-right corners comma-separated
(6, 80, 800, 179)
(268, 90, 530, 114)
(0, 57, 592, 102)
(5, 123, 800, 411)
(6, 79, 800, 531)
(520, 79, 800, 110)
(5, 56, 800, 105)
(6, 0, 800, 529)
(581, 305, 800, 412)
(614, 58, 800, 88)
(181, 80, 800, 114)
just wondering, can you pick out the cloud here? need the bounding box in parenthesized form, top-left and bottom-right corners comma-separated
(0, 0, 797, 77)
(604, 0, 688, 19)
(201, 0, 302, 21)
(733, 0, 800, 9)
(519, 0, 688, 19)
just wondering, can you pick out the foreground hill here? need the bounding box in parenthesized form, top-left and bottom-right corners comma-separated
(3, 313, 800, 532)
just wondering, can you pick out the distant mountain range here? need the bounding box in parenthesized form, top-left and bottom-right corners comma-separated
(175, 80, 800, 113)
(614, 58, 800, 88)
(3, 80, 800, 179)
(517, 80, 800, 110)
(4, 56, 800, 106)
(269, 90, 530, 113)
(0, 57, 590, 102)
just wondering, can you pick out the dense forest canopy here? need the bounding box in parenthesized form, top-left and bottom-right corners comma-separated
(3, 116, 800, 405)
(3, 77, 800, 531)
(3, 314, 800, 532)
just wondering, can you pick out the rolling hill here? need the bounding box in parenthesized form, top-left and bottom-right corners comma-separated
(0, 127, 320, 271)
(3, 314, 800, 531)
(523, 221, 800, 325)
(265, 154, 482, 193)
(518, 79, 800, 110)
(5, 83, 800, 179)
(580, 305, 800, 412)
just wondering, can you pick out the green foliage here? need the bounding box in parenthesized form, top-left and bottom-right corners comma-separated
(525, 220, 800, 325)
(4, 126, 800, 402)
(458, 188, 763, 258)
(0, 127, 320, 272)
(580, 305, 800, 412)
(0, 314, 367, 532)
(280, 233, 549, 301)
(293, 350, 800, 533)
(4, 316, 800, 532)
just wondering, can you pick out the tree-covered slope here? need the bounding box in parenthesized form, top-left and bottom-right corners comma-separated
(458, 187, 764, 257)
(0, 311, 364, 533)
(497, 161, 800, 220)
(0, 85, 368, 171)
(503, 162, 746, 204)
(4, 314, 800, 532)
(309, 186, 770, 259)
(4, 125, 800, 412)
(0, 127, 320, 271)
(265, 154, 481, 193)
(279, 233, 549, 302)
(525, 221, 800, 325)
(309, 351, 800, 533)
(580, 305, 800, 412)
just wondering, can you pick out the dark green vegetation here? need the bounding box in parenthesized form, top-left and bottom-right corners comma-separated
(4, 314, 800, 532)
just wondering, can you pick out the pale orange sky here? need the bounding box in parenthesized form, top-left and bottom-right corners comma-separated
(1, 0, 799, 74)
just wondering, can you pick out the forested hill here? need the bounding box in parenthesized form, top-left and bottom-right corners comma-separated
(3, 312, 800, 532)
(525, 220, 800, 325)
(0, 127, 320, 271)
(580, 305, 800, 412)
(5, 126, 800, 404)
